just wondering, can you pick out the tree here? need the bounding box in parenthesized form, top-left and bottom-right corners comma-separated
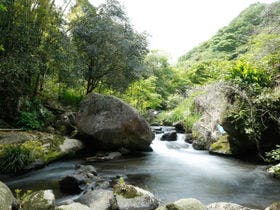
(71, 0, 148, 94)
(0, 0, 69, 119)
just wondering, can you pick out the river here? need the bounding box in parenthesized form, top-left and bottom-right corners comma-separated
(2, 127, 280, 208)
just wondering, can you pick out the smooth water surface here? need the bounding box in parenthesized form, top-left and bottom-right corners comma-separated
(2, 128, 280, 208)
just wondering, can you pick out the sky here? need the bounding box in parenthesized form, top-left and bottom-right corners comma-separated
(60, 0, 278, 62)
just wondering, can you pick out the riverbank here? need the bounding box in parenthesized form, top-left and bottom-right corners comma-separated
(2, 129, 280, 209)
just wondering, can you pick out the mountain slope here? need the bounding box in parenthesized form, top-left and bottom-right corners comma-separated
(178, 1, 280, 66)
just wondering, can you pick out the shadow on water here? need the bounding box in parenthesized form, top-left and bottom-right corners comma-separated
(1, 131, 280, 208)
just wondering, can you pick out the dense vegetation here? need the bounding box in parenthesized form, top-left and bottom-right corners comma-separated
(1, 0, 280, 163)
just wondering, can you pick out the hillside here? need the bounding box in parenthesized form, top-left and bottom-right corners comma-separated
(178, 1, 280, 66)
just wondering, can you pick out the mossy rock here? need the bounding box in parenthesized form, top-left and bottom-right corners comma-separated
(56, 202, 90, 210)
(265, 202, 280, 210)
(22, 190, 55, 210)
(174, 198, 206, 210)
(209, 135, 232, 156)
(156, 203, 184, 210)
(157, 198, 206, 210)
(0, 181, 16, 210)
(113, 183, 141, 198)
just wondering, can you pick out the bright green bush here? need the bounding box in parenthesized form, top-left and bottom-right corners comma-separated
(122, 76, 163, 112)
(165, 94, 185, 109)
(228, 60, 272, 91)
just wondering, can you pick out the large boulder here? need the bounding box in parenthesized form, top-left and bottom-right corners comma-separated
(192, 82, 229, 150)
(0, 181, 16, 210)
(207, 202, 257, 210)
(22, 190, 55, 210)
(190, 82, 257, 156)
(76, 93, 154, 151)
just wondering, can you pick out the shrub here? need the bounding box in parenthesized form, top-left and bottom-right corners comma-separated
(18, 111, 41, 130)
(0, 144, 35, 174)
(59, 89, 83, 107)
(156, 94, 201, 131)
(266, 145, 280, 163)
(228, 60, 272, 93)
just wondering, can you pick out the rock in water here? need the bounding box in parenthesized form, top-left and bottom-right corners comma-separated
(160, 132, 177, 141)
(114, 185, 159, 210)
(76, 93, 154, 151)
(207, 202, 257, 210)
(156, 198, 206, 210)
(0, 181, 16, 210)
(77, 189, 115, 210)
(57, 202, 90, 210)
(265, 202, 280, 210)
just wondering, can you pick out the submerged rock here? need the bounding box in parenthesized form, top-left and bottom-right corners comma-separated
(22, 190, 55, 210)
(76, 93, 154, 151)
(86, 152, 122, 161)
(59, 165, 97, 194)
(0, 181, 16, 210)
(160, 132, 177, 141)
(207, 202, 257, 210)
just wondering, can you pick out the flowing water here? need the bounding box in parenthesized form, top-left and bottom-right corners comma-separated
(2, 127, 280, 208)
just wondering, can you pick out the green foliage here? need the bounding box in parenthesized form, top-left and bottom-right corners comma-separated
(71, 0, 148, 93)
(59, 89, 84, 107)
(225, 86, 280, 147)
(113, 177, 141, 198)
(156, 94, 201, 131)
(165, 94, 185, 110)
(16, 98, 55, 130)
(144, 51, 188, 98)
(228, 60, 272, 90)
(0, 144, 35, 174)
(18, 111, 41, 130)
(122, 76, 163, 112)
(15, 189, 33, 206)
(182, 60, 232, 85)
(178, 2, 280, 65)
(266, 145, 280, 163)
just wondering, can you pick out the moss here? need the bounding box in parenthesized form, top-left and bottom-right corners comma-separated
(113, 183, 142, 199)
(209, 135, 232, 156)
(166, 203, 183, 210)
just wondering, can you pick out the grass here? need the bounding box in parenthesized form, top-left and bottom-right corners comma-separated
(155, 95, 201, 132)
